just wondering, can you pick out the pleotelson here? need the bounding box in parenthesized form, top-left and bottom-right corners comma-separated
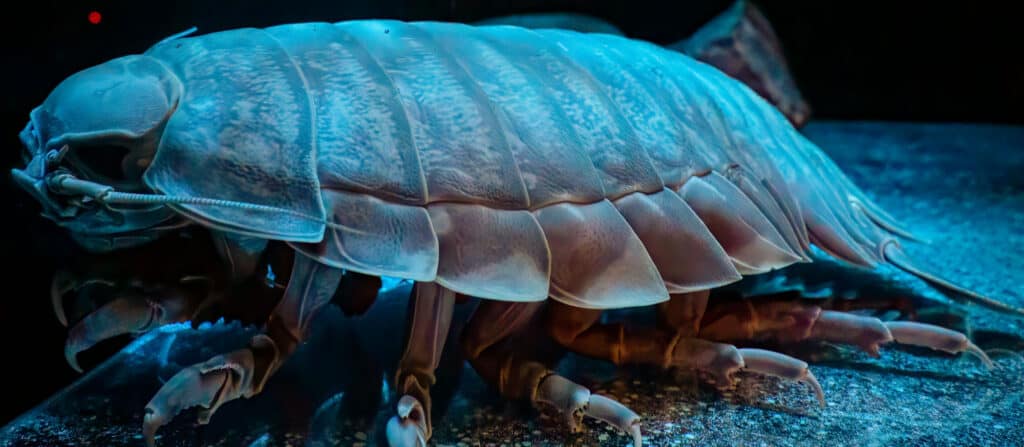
(144, 19, 845, 309)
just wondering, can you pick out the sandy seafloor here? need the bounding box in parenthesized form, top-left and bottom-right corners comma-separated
(2, 121, 1023, 446)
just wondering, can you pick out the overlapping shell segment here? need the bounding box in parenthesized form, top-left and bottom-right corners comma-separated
(141, 20, 919, 310)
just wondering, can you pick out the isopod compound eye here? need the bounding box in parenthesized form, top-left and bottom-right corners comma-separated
(65, 143, 140, 191)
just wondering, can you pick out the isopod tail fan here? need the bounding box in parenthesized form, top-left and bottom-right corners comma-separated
(881, 242, 1024, 317)
(812, 201, 1024, 317)
(790, 139, 1022, 317)
(819, 142, 928, 244)
(850, 184, 1023, 316)
(849, 195, 928, 244)
(831, 194, 1023, 317)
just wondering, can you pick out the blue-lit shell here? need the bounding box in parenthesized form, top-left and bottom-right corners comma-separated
(80, 21, 906, 309)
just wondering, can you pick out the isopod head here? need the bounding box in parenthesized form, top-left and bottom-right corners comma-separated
(12, 55, 187, 252)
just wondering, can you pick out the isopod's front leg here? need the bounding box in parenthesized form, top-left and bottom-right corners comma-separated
(61, 275, 210, 372)
(56, 231, 274, 372)
(141, 254, 344, 446)
(385, 282, 456, 447)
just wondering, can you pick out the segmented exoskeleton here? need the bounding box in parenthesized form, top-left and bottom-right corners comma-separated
(13, 19, 1021, 447)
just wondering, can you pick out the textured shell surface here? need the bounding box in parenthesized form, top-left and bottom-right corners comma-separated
(136, 19, 864, 309)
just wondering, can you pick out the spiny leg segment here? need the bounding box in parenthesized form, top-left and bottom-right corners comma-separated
(141, 254, 343, 446)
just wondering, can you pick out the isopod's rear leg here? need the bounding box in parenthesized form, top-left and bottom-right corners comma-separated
(462, 301, 643, 447)
(547, 296, 825, 406)
(141, 254, 346, 446)
(385, 282, 456, 447)
(699, 299, 993, 368)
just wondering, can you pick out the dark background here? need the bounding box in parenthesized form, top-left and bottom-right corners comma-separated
(1, 0, 1022, 426)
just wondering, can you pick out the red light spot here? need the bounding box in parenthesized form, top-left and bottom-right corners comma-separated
(88, 11, 102, 25)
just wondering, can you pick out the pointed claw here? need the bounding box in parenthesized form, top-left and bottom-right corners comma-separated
(670, 338, 744, 388)
(802, 370, 826, 407)
(50, 270, 76, 327)
(64, 290, 196, 372)
(395, 394, 423, 419)
(738, 348, 826, 407)
(143, 349, 255, 447)
(64, 296, 164, 372)
(535, 374, 644, 445)
(965, 343, 995, 370)
(586, 394, 642, 447)
(65, 296, 151, 372)
(51, 272, 118, 326)
(630, 422, 642, 447)
(536, 374, 590, 432)
(386, 395, 427, 447)
(886, 321, 994, 369)
(966, 343, 991, 368)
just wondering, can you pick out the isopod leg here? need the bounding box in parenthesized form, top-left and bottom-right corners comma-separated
(546, 301, 681, 368)
(462, 301, 642, 447)
(332, 271, 382, 316)
(547, 298, 747, 385)
(210, 230, 269, 284)
(735, 348, 826, 407)
(815, 313, 994, 368)
(60, 231, 282, 373)
(50, 269, 115, 327)
(700, 299, 993, 369)
(142, 254, 345, 447)
(64, 281, 204, 372)
(461, 301, 546, 403)
(545, 296, 824, 406)
(385, 282, 456, 447)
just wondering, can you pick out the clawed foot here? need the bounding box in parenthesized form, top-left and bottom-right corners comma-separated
(885, 321, 994, 369)
(53, 270, 209, 372)
(535, 374, 642, 447)
(385, 395, 428, 447)
(736, 348, 825, 407)
(810, 311, 993, 369)
(142, 335, 275, 447)
(672, 338, 825, 407)
(50, 269, 115, 327)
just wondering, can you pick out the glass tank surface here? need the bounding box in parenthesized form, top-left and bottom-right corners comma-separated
(2, 2, 1022, 446)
